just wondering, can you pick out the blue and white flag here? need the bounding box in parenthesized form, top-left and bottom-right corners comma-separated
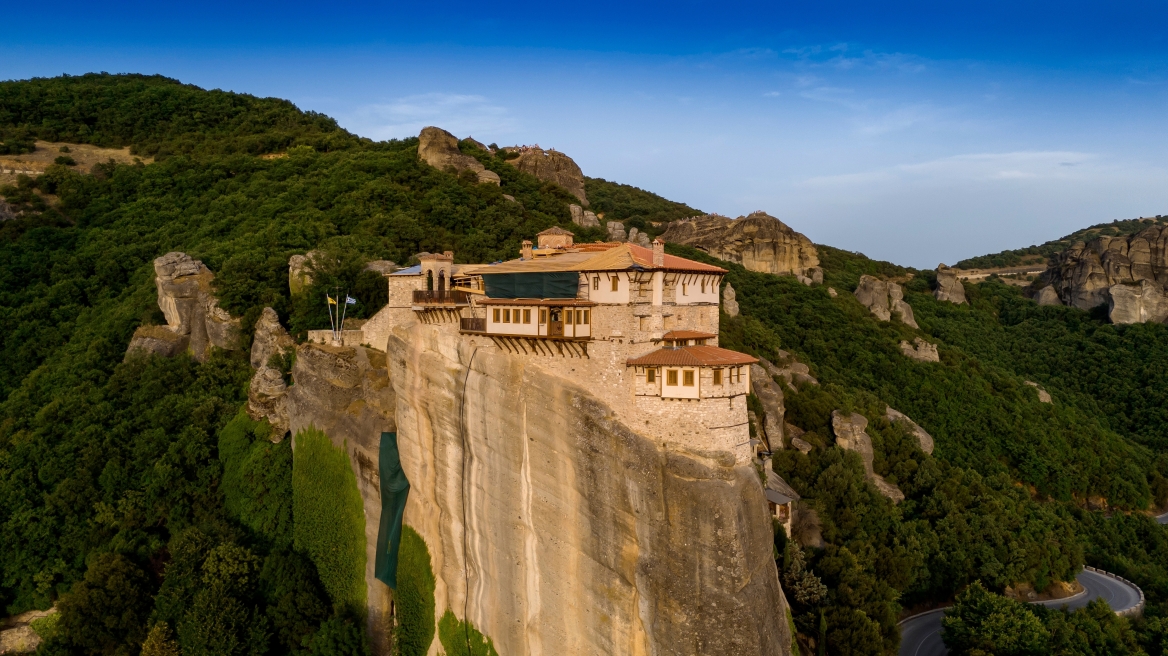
(345, 296, 357, 305)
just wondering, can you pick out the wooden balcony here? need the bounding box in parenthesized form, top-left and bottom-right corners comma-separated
(460, 317, 487, 333)
(413, 289, 470, 306)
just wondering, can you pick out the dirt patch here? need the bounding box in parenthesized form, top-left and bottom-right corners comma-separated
(0, 141, 149, 187)
(1004, 579, 1084, 602)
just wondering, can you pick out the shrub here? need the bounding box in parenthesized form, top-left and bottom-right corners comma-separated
(395, 525, 435, 656)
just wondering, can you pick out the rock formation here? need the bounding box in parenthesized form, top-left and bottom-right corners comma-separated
(288, 251, 318, 296)
(785, 423, 813, 454)
(831, 411, 904, 503)
(1109, 280, 1168, 324)
(934, 264, 967, 304)
(1042, 225, 1168, 323)
(364, 260, 397, 276)
(899, 338, 939, 363)
(148, 252, 241, 362)
(1035, 285, 1061, 306)
(771, 350, 818, 390)
(627, 227, 651, 247)
(1025, 381, 1052, 404)
(723, 282, 740, 317)
(417, 127, 501, 185)
(505, 147, 587, 203)
(569, 203, 600, 228)
(386, 326, 791, 654)
(827, 287, 838, 298)
(854, 275, 918, 328)
(659, 212, 820, 279)
(606, 220, 627, 241)
(750, 362, 785, 450)
(126, 324, 189, 359)
(0, 199, 15, 222)
(251, 307, 294, 369)
(885, 407, 934, 455)
(0, 608, 56, 654)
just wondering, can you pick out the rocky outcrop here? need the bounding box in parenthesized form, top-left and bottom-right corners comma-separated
(569, 203, 600, 228)
(285, 342, 397, 652)
(388, 324, 791, 655)
(364, 260, 397, 276)
(831, 411, 904, 503)
(149, 252, 241, 362)
(1035, 285, 1061, 306)
(606, 220, 627, 241)
(627, 227, 651, 247)
(248, 366, 290, 441)
(0, 199, 16, 222)
(723, 283, 740, 317)
(1042, 225, 1168, 323)
(126, 324, 190, 359)
(899, 337, 939, 363)
(418, 127, 500, 185)
(854, 275, 918, 328)
(750, 362, 785, 450)
(1109, 280, 1168, 324)
(0, 608, 56, 654)
(934, 265, 967, 304)
(785, 423, 813, 454)
(1025, 381, 1052, 404)
(506, 147, 586, 203)
(660, 212, 820, 278)
(251, 307, 294, 369)
(289, 251, 318, 296)
(885, 407, 934, 455)
(770, 350, 818, 390)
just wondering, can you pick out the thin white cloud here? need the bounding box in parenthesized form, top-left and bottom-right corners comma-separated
(798, 151, 1098, 187)
(762, 91, 781, 97)
(347, 93, 516, 141)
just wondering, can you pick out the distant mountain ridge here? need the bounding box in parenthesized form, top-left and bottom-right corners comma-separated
(956, 214, 1168, 269)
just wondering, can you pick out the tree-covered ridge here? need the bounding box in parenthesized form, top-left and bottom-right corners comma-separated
(583, 176, 701, 229)
(0, 73, 360, 158)
(954, 215, 1168, 270)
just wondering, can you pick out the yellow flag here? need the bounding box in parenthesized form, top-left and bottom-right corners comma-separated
(327, 295, 337, 305)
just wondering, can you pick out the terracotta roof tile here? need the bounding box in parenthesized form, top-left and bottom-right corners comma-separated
(537, 226, 574, 236)
(661, 330, 718, 341)
(626, 345, 758, 367)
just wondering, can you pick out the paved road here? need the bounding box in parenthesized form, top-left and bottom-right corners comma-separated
(1157, 510, 1168, 525)
(898, 569, 1143, 656)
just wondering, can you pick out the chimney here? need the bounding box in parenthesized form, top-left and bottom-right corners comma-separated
(652, 238, 664, 267)
(521, 240, 533, 260)
(443, 250, 454, 260)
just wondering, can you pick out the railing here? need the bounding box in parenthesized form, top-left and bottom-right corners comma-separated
(413, 289, 470, 305)
(460, 317, 487, 333)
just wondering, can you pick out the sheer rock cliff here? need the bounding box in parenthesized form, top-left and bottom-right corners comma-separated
(660, 212, 820, 279)
(854, 275, 918, 328)
(417, 127, 501, 185)
(934, 265, 967, 304)
(1042, 225, 1168, 323)
(128, 252, 241, 362)
(505, 146, 587, 203)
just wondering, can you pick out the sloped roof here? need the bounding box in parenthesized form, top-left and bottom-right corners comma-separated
(626, 345, 758, 367)
(766, 470, 800, 505)
(662, 330, 717, 341)
(537, 226, 574, 236)
(462, 242, 727, 276)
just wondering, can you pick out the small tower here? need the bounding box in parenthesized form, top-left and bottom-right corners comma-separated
(536, 226, 575, 250)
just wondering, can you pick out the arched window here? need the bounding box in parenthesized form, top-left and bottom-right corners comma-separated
(438, 270, 446, 295)
(426, 270, 434, 291)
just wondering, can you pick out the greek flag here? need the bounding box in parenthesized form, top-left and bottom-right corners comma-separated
(345, 296, 357, 305)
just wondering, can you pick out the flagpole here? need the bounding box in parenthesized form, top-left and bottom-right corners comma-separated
(339, 289, 349, 337)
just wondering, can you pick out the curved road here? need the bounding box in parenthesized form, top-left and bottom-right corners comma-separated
(898, 569, 1143, 656)
(1158, 510, 1168, 525)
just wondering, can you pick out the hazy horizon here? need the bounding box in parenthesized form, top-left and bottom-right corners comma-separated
(4, 1, 1167, 268)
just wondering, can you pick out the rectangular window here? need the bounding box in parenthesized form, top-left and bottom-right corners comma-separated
(523, 309, 531, 324)
(713, 369, 723, 385)
(503, 309, 510, 323)
(666, 369, 678, 386)
(592, 277, 599, 290)
(611, 276, 619, 292)
(682, 283, 687, 295)
(493, 308, 500, 323)
(683, 370, 695, 386)
(582, 310, 589, 324)
(647, 369, 656, 383)
(701, 281, 706, 293)
(577, 310, 585, 324)
(539, 309, 547, 324)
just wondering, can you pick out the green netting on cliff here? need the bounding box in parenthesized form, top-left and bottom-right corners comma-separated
(375, 431, 410, 589)
(482, 272, 579, 299)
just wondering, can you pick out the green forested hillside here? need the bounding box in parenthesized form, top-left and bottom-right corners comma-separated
(954, 215, 1168, 269)
(3, 73, 1168, 656)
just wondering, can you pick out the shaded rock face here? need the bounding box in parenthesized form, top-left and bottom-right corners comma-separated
(1035, 285, 1062, 306)
(389, 325, 791, 656)
(1109, 279, 1168, 324)
(151, 252, 241, 362)
(934, 265, 967, 304)
(569, 203, 599, 228)
(750, 362, 785, 450)
(771, 350, 818, 390)
(417, 127, 500, 185)
(289, 251, 318, 296)
(627, 227, 651, 247)
(854, 275, 918, 328)
(723, 282, 740, 317)
(606, 220, 627, 241)
(248, 367, 289, 441)
(285, 342, 397, 654)
(661, 212, 819, 278)
(507, 147, 587, 203)
(0, 199, 16, 222)
(831, 411, 904, 503)
(899, 337, 939, 363)
(126, 324, 189, 359)
(1044, 226, 1168, 322)
(885, 407, 934, 455)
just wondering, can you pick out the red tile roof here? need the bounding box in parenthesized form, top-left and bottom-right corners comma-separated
(479, 298, 596, 306)
(626, 345, 758, 367)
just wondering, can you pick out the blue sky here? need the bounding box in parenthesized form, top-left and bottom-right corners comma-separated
(4, 1, 1168, 267)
